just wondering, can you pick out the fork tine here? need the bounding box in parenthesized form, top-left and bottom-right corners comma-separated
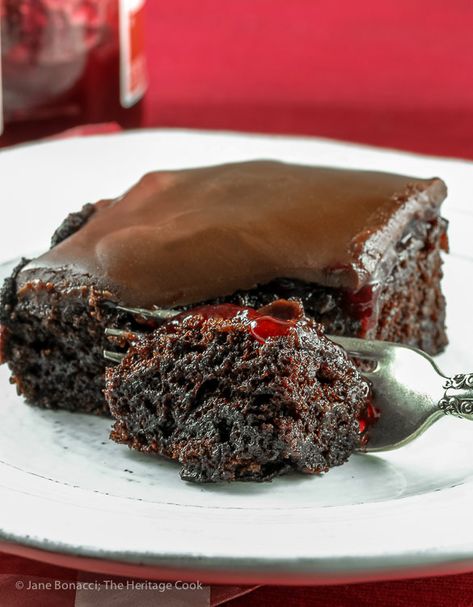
(105, 327, 145, 339)
(104, 328, 144, 364)
(104, 350, 125, 363)
(328, 335, 386, 361)
(116, 305, 181, 320)
(358, 368, 381, 382)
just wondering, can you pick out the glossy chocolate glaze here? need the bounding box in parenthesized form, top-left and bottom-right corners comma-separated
(26, 161, 447, 307)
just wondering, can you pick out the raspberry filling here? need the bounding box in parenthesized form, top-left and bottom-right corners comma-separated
(345, 284, 380, 336)
(359, 401, 380, 437)
(169, 299, 305, 343)
(249, 316, 294, 343)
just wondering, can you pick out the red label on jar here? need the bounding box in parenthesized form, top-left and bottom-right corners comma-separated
(120, 0, 148, 108)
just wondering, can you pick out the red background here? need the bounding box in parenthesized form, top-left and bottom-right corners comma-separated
(144, 0, 473, 159)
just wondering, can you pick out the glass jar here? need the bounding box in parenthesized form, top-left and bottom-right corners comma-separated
(0, 0, 147, 147)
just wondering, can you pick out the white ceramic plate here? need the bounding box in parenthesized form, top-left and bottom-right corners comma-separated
(1, 130, 473, 585)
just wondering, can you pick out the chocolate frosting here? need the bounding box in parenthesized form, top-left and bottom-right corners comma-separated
(26, 161, 447, 307)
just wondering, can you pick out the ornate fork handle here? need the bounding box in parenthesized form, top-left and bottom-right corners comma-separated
(438, 373, 473, 420)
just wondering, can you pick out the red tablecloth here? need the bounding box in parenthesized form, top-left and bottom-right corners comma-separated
(3, 1, 473, 605)
(4, 549, 473, 606)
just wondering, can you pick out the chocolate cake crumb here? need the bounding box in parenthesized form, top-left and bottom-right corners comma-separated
(50, 203, 96, 248)
(0, 258, 30, 325)
(106, 300, 371, 483)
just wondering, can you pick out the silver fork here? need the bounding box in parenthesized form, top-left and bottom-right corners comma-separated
(331, 336, 473, 452)
(104, 306, 473, 453)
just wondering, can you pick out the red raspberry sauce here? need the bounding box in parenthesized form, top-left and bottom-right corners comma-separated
(345, 284, 380, 336)
(359, 401, 380, 435)
(172, 299, 304, 343)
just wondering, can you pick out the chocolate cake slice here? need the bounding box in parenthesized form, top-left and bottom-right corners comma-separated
(0, 161, 448, 414)
(105, 300, 371, 482)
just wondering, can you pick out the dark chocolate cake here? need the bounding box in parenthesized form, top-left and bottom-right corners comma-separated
(0, 161, 448, 414)
(105, 300, 371, 482)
